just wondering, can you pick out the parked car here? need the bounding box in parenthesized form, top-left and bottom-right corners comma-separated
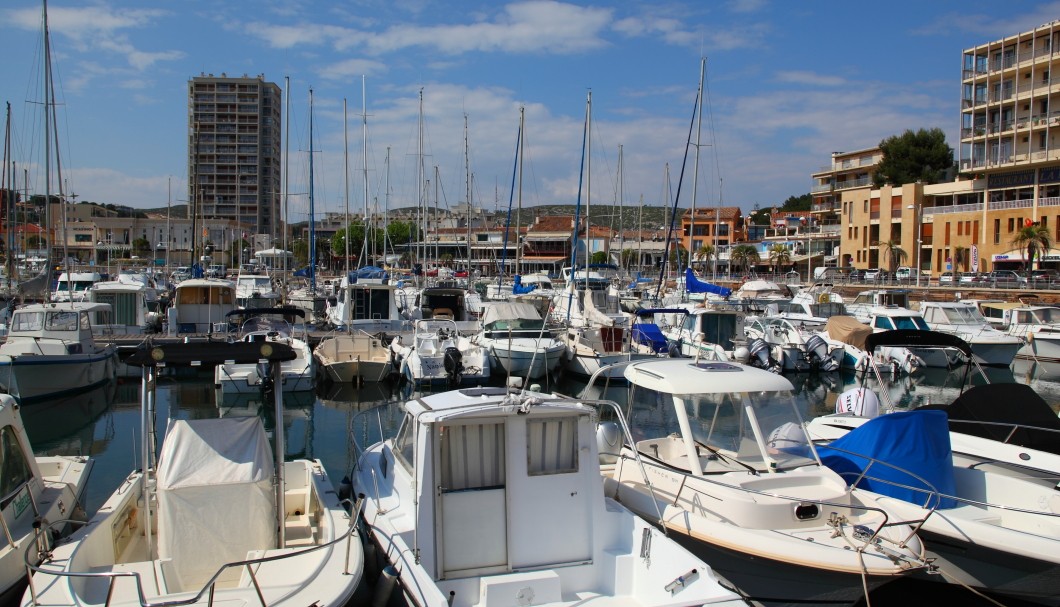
(958, 272, 983, 285)
(982, 269, 1027, 288)
(847, 268, 866, 282)
(862, 268, 881, 282)
(937, 271, 955, 285)
(874, 270, 893, 283)
(1029, 269, 1058, 286)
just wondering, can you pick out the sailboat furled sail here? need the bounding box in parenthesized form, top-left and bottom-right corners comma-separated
(685, 267, 731, 297)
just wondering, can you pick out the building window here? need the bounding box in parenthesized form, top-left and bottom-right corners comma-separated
(994, 218, 1001, 244)
(957, 222, 963, 237)
(945, 222, 951, 246)
(973, 220, 979, 245)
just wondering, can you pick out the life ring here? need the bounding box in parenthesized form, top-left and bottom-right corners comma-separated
(817, 293, 829, 304)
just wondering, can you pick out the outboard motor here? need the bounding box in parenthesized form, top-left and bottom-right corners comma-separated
(835, 387, 881, 418)
(747, 338, 780, 373)
(443, 346, 464, 387)
(805, 334, 839, 372)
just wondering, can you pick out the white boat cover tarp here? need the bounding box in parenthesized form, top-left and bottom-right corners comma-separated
(156, 417, 275, 591)
(481, 302, 542, 326)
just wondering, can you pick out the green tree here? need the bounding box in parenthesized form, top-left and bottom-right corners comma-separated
(953, 246, 969, 273)
(873, 128, 954, 187)
(1012, 221, 1052, 272)
(730, 244, 759, 275)
(694, 244, 714, 269)
(768, 244, 791, 273)
(132, 237, 151, 257)
(291, 238, 308, 267)
(590, 251, 608, 265)
(778, 194, 812, 212)
(669, 245, 689, 271)
(881, 240, 908, 272)
(620, 248, 637, 269)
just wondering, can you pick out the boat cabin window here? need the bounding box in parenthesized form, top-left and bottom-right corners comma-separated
(527, 417, 578, 476)
(0, 426, 32, 502)
(1029, 307, 1060, 324)
(439, 422, 505, 491)
(810, 302, 846, 317)
(44, 310, 81, 332)
(10, 312, 43, 333)
(176, 286, 234, 305)
(873, 317, 895, 330)
(980, 306, 1004, 321)
(94, 292, 137, 326)
(393, 414, 417, 474)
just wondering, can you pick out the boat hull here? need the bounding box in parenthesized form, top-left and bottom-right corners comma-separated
(487, 342, 565, 379)
(0, 349, 116, 403)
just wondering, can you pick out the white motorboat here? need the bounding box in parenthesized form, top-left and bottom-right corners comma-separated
(405, 285, 481, 332)
(978, 300, 1060, 363)
(861, 306, 960, 369)
(51, 271, 102, 303)
(595, 358, 929, 606)
(0, 302, 117, 403)
(166, 278, 236, 336)
(659, 304, 746, 360)
(844, 289, 912, 324)
(324, 270, 409, 334)
(234, 271, 280, 309)
(22, 341, 363, 607)
(918, 301, 1022, 366)
(822, 311, 924, 375)
(214, 308, 314, 395)
(390, 319, 490, 387)
(743, 315, 842, 372)
(807, 406, 1060, 606)
(313, 331, 394, 384)
(351, 385, 749, 607)
(475, 301, 565, 380)
(88, 275, 163, 334)
(0, 393, 93, 598)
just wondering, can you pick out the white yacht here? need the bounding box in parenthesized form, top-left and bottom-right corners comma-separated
(166, 278, 236, 336)
(88, 274, 163, 334)
(475, 301, 565, 381)
(214, 308, 314, 395)
(22, 341, 363, 607)
(862, 306, 961, 369)
(324, 271, 408, 334)
(0, 393, 93, 597)
(351, 386, 748, 607)
(660, 304, 746, 360)
(844, 289, 912, 324)
(918, 301, 1022, 366)
(0, 302, 117, 403)
(596, 359, 928, 605)
(234, 271, 280, 309)
(313, 331, 394, 384)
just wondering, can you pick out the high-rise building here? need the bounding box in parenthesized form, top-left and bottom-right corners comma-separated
(187, 73, 282, 244)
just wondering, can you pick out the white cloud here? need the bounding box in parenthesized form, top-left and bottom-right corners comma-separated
(775, 71, 846, 87)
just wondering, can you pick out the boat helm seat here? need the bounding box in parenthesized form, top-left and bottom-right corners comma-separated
(433, 308, 454, 320)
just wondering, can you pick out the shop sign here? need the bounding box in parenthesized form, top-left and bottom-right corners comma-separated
(1040, 167, 1060, 185)
(987, 170, 1035, 189)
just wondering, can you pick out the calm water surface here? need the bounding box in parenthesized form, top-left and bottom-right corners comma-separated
(22, 363, 1058, 607)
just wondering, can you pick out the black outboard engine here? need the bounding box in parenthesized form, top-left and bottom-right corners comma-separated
(804, 333, 839, 372)
(443, 346, 464, 387)
(747, 338, 781, 374)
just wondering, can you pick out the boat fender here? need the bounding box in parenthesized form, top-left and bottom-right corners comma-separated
(597, 421, 622, 465)
(835, 387, 880, 418)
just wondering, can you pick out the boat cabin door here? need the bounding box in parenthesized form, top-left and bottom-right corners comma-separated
(436, 421, 509, 578)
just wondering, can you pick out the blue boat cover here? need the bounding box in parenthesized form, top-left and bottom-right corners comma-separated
(512, 275, 538, 295)
(632, 323, 669, 353)
(292, 266, 311, 278)
(685, 268, 732, 297)
(348, 266, 388, 282)
(818, 410, 957, 509)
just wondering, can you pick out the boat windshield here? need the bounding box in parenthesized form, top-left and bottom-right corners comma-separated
(627, 383, 817, 472)
(892, 315, 929, 330)
(810, 302, 847, 317)
(485, 318, 546, 332)
(942, 306, 986, 325)
(1027, 307, 1060, 324)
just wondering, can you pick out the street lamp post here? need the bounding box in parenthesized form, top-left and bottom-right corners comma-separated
(907, 204, 922, 287)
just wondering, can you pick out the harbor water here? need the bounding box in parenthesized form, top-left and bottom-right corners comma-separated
(19, 363, 1059, 607)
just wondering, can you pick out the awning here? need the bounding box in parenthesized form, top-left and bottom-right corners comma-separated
(525, 235, 570, 242)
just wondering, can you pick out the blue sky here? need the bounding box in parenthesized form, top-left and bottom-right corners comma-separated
(2, 0, 1059, 227)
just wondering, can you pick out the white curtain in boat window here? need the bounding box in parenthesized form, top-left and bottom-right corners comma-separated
(527, 417, 578, 476)
(439, 422, 505, 492)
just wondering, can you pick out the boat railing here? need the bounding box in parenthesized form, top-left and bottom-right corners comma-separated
(944, 418, 1060, 448)
(24, 498, 364, 607)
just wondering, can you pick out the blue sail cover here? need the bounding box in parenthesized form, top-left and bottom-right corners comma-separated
(818, 410, 957, 509)
(632, 323, 669, 353)
(348, 266, 388, 282)
(292, 266, 311, 278)
(685, 268, 731, 297)
(512, 275, 537, 295)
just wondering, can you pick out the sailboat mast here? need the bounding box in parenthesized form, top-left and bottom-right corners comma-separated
(362, 76, 370, 266)
(688, 56, 706, 288)
(308, 88, 317, 293)
(585, 90, 592, 293)
(516, 106, 524, 276)
(282, 75, 290, 282)
(464, 114, 471, 276)
(343, 98, 350, 277)
(3, 103, 13, 285)
(42, 0, 54, 299)
(617, 144, 624, 270)
(384, 147, 391, 262)
(416, 89, 424, 279)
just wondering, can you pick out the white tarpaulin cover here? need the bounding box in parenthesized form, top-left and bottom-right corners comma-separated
(156, 417, 276, 591)
(481, 302, 542, 326)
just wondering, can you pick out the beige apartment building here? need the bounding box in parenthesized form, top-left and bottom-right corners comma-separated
(829, 20, 1060, 275)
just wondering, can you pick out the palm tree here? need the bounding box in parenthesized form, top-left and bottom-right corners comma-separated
(1012, 221, 1053, 272)
(620, 248, 637, 270)
(767, 244, 791, 274)
(953, 246, 969, 273)
(694, 244, 715, 270)
(881, 240, 908, 272)
(730, 244, 760, 276)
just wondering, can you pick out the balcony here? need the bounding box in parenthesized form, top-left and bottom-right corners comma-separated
(987, 199, 1034, 211)
(923, 203, 981, 215)
(811, 183, 834, 194)
(812, 201, 839, 213)
(835, 176, 871, 191)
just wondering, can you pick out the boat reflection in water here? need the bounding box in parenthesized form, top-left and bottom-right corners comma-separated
(20, 379, 116, 455)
